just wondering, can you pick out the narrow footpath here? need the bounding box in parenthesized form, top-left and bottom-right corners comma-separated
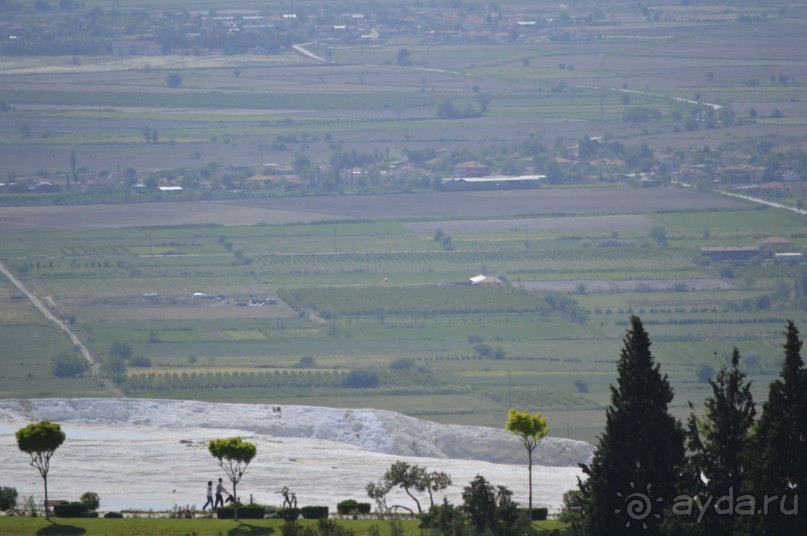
(0, 260, 124, 398)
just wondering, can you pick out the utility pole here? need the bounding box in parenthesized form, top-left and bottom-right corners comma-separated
(507, 369, 512, 410)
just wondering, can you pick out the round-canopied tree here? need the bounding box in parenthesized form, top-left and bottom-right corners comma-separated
(208, 436, 256, 521)
(505, 408, 549, 516)
(366, 461, 452, 515)
(80, 491, 100, 513)
(16, 421, 66, 519)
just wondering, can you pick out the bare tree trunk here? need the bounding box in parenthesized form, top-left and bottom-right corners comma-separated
(528, 448, 533, 516)
(404, 487, 422, 514)
(43, 474, 49, 520)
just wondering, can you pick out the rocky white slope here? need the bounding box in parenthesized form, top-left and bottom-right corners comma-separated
(0, 399, 592, 512)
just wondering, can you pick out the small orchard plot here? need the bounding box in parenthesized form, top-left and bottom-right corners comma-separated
(484, 388, 602, 411)
(126, 369, 348, 392)
(404, 214, 656, 235)
(124, 367, 439, 394)
(279, 285, 548, 317)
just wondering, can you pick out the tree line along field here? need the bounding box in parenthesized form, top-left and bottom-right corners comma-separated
(2, 192, 807, 442)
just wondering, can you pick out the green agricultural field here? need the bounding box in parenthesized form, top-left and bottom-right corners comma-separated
(0, 38, 804, 536)
(655, 208, 807, 238)
(0, 276, 107, 398)
(279, 286, 549, 316)
(0, 0, 806, 445)
(2, 191, 807, 443)
(1, 4, 805, 177)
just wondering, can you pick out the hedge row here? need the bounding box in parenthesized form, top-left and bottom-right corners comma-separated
(216, 505, 266, 519)
(336, 500, 371, 515)
(54, 502, 92, 518)
(519, 507, 548, 521)
(300, 506, 329, 519)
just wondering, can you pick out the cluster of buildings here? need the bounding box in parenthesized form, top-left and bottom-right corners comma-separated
(700, 237, 802, 263)
(0, 181, 60, 193)
(78, 6, 613, 57)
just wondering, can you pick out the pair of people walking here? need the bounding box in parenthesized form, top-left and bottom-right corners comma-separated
(202, 478, 230, 511)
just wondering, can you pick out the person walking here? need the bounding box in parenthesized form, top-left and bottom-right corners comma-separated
(202, 480, 214, 511)
(214, 478, 226, 509)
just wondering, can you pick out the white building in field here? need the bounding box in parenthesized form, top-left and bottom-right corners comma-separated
(469, 274, 504, 285)
(442, 175, 545, 191)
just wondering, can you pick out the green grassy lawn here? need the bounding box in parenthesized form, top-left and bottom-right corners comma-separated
(0, 515, 571, 535)
(0, 517, 420, 536)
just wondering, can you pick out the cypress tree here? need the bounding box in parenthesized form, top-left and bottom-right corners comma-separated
(576, 316, 685, 536)
(676, 348, 755, 536)
(740, 321, 807, 535)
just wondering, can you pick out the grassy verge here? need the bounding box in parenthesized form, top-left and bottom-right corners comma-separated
(0, 517, 569, 535)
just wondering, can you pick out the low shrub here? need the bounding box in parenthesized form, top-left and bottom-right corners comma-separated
(104, 511, 123, 518)
(16, 496, 37, 517)
(216, 505, 266, 519)
(54, 502, 89, 518)
(342, 370, 379, 388)
(300, 505, 329, 519)
(277, 507, 300, 521)
(336, 499, 359, 515)
(0, 487, 17, 511)
(280, 519, 354, 536)
(420, 501, 466, 530)
(80, 491, 100, 512)
(519, 507, 548, 521)
(316, 519, 355, 535)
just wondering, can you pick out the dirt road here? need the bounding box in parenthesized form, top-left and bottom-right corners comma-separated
(0, 261, 123, 397)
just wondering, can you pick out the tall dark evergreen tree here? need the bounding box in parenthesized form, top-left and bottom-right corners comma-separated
(740, 321, 807, 535)
(678, 348, 756, 536)
(576, 316, 685, 536)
